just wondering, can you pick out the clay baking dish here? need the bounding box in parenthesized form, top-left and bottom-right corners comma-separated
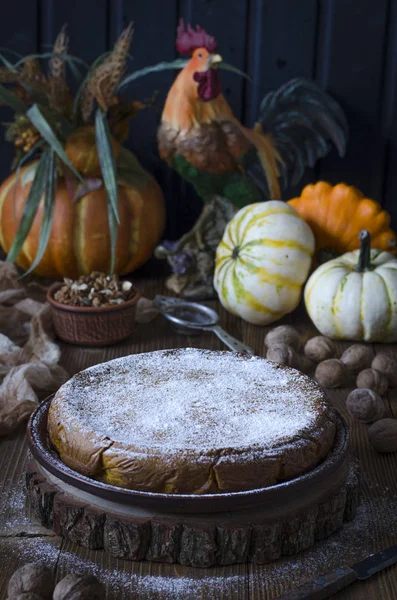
(46, 282, 141, 346)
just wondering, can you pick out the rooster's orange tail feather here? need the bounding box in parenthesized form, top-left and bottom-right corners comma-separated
(241, 123, 282, 199)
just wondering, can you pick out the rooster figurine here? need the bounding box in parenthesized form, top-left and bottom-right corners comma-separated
(156, 20, 348, 299)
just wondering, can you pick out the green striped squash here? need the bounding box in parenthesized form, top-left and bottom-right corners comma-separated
(214, 201, 315, 325)
(305, 241, 397, 342)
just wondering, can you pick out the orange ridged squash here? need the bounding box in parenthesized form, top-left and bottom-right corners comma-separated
(65, 125, 121, 177)
(0, 149, 165, 279)
(287, 181, 397, 254)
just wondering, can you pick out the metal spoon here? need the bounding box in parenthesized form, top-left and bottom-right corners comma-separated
(153, 296, 254, 355)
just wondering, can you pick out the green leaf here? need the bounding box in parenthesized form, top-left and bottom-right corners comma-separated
(107, 193, 118, 275)
(14, 53, 89, 69)
(117, 59, 251, 90)
(118, 59, 189, 90)
(11, 139, 45, 220)
(0, 52, 18, 72)
(66, 58, 83, 83)
(95, 108, 119, 274)
(19, 81, 50, 106)
(95, 108, 119, 223)
(23, 149, 57, 276)
(219, 62, 251, 82)
(6, 149, 50, 264)
(0, 48, 23, 59)
(0, 83, 27, 112)
(26, 104, 83, 181)
(73, 51, 112, 120)
(15, 139, 44, 172)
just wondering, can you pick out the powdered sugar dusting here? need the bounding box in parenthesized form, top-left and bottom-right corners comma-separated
(54, 349, 328, 453)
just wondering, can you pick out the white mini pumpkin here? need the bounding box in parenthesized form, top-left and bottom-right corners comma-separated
(214, 201, 315, 325)
(305, 230, 397, 342)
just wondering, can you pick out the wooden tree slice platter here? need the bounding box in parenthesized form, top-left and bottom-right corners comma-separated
(25, 456, 360, 567)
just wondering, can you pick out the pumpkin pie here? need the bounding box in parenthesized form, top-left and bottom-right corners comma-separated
(48, 348, 336, 494)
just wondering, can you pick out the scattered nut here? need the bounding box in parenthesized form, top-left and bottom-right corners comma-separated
(356, 368, 388, 396)
(265, 325, 300, 350)
(53, 272, 136, 308)
(122, 280, 133, 292)
(315, 359, 347, 388)
(267, 342, 295, 365)
(7, 563, 54, 599)
(371, 354, 397, 387)
(368, 418, 397, 453)
(53, 574, 104, 600)
(304, 336, 337, 363)
(340, 344, 373, 374)
(266, 343, 313, 373)
(346, 388, 385, 423)
(135, 297, 159, 324)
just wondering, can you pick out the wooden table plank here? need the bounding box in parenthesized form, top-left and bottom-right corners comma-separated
(2, 274, 397, 598)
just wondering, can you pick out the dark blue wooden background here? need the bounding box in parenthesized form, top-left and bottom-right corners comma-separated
(1, 0, 396, 239)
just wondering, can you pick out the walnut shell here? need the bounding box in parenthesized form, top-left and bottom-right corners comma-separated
(346, 388, 385, 423)
(53, 574, 104, 600)
(356, 368, 388, 395)
(7, 564, 53, 599)
(266, 343, 313, 374)
(340, 344, 373, 374)
(315, 359, 347, 388)
(371, 354, 397, 387)
(265, 325, 300, 350)
(368, 418, 397, 453)
(304, 336, 337, 363)
(267, 343, 295, 366)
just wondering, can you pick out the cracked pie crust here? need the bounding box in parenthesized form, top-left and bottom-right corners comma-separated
(48, 348, 336, 494)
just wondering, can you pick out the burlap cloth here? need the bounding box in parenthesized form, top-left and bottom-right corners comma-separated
(0, 263, 70, 436)
(0, 262, 159, 437)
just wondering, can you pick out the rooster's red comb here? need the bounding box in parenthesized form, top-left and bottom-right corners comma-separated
(176, 18, 217, 55)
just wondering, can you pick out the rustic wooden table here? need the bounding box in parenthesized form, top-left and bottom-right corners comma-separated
(1, 273, 397, 600)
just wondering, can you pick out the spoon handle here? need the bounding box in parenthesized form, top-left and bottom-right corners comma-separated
(211, 325, 254, 355)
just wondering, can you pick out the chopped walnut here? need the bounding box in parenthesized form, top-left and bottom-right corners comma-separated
(53, 272, 136, 307)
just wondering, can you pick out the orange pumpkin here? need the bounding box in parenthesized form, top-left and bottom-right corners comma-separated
(0, 151, 165, 279)
(288, 181, 397, 253)
(65, 125, 121, 177)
